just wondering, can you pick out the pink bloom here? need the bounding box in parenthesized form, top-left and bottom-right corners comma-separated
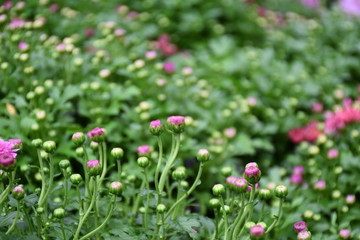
(314, 180, 326, 190)
(56, 43, 66, 52)
(288, 128, 305, 144)
(182, 67, 193, 76)
(167, 116, 185, 126)
(290, 174, 303, 185)
(155, 34, 178, 56)
(0, 139, 19, 167)
(293, 165, 304, 175)
(226, 176, 237, 186)
(303, 122, 321, 142)
(301, 0, 320, 8)
(224, 128, 236, 138)
(311, 102, 323, 113)
(18, 41, 29, 51)
(327, 149, 339, 159)
(127, 11, 138, 20)
(150, 120, 162, 128)
(339, 229, 351, 239)
(110, 181, 122, 189)
(86, 160, 100, 168)
(49, 4, 59, 12)
(8, 18, 26, 29)
(114, 28, 126, 37)
(247, 97, 257, 107)
(257, 7, 267, 17)
(13, 185, 24, 193)
(234, 177, 247, 189)
(294, 221, 307, 233)
(163, 62, 175, 74)
(8, 139, 22, 149)
(87, 127, 106, 141)
(249, 225, 265, 237)
(137, 145, 150, 156)
(346, 194, 356, 204)
(340, 0, 360, 16)
(3, 1, 12, 9)
(145, 51, 157, 60)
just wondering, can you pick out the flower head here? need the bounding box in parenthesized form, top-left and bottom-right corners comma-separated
(137, 145, 150, 156)
(340, 0, 360, 16)
(149, 120, 163, 136)
(327, 149, 339, 159)
(8, 139, 22, 149)
(294, 221, 307, 233)
(314, 180, 326, 191)
(163, 61, 175, 74)
(86, 160, 101, 176)
(87, 127, 106, 142)
(339, 229, 351, 239)
(297, 230, 311, 240)
(109, 181, 123, 195)
(244, 166, 261, 184)
(167, 116, 185, 133)
(249, 225, 265, 239)
(0, 139, 19, 171)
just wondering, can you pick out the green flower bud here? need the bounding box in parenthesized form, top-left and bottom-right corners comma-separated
(221, 166, 232, 177)
(111, 147, 124, 159)
(59, 159, 70, 169)
(259, 189, 271, 200)
(43, 141, 56, 153)
(32, 138, 43, 148)
(40, 150, 48, 160)
(139, 207, 146, 214)
(90, 141, 99, 150)
(212, 184, 225, 197)
(172, 166, 186, 181)
(70, 174, 83, 185)
(127, 174, 136, 182)
(245, 221, 256, 230)
(275, 185, 288, 198)
(109, 181, 123, 196)
(137, 157, 149, 168)
(53, 208, 65, 219)
(156, 204, 167, 213)
(36, 207, 44, 214)
(209, 198, 221, 209)
(197, 149, 210, 163)
(180, 180, 189, 188)
(86, 160, 102, 176)
(257, 222, 267, 229)
(75, 147, 84, 157)
(221, 205, 230, 214)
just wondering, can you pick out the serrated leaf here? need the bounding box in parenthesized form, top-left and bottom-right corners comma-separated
(176, 216, 200, 239)
(0, 212, 16, 227)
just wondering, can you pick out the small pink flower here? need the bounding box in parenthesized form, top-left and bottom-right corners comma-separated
(137, 145, 150, 156)
(234, 177, 247, 189)
(339, 229, 351, 239)
(86, 160, 100, 168)
(224, 128, 236, 138)
(56, 43, 66, 52)
(293, 165, 304, 175)
(8, 18, 26, 29)
(3, 1, 12, 9)
(150, 120, 162, 128)
(294, 221, 307, 233)
(312, 102, 323, 113)
(0, 139, 19, 168)
(163, 61, 175, 74)
(182, 67, 193, 76)
(340, 0, 360, 16)
(13, 185, 24, 193)
(85, 28, 95, 38)
(111, 181, 122, 189)
(167, 116, 185, 126)
(314, 180, 326, 190)
(49, 4, 59, 12)
(18, 41, 29, 51)
(327, 149, 339, 159)
(345, 194, 356, 204)
(145, 51, 157, 60)
(114, 28, 126, 37)
(87, 127, 106, 142)
(249, 225, 265, 237)
(290, 174, 303, 185)
(301, 0, 320, 8)
(226, 176, 237, 186)
(247, 97, 257, 107)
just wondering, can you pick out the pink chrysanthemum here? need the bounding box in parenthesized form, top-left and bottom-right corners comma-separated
(0, 139, 19, 167)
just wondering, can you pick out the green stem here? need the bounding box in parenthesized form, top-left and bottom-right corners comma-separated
(158, 134, 180, 194)
(143, 168, 151, 231)
(73, 177, 98, 240)
(265, 198, 284, 233)
(37, 149, 47, 205)
(63, 176, 69, 208)
(39, 154, 55, 208)
(80, 195, 116, 240)
(82, 145, 90, 208)
(154, 136, 163, 193)
(228, 193, 245, 239)
(6, 200, 21, 235)
(23, 207, 35, 233)
(165, 162, 204, 220)
(0, 171, 15, 206)
(117, 161, 122, 180)
(213, 209, 220, 240)
(219, 196, 229, 240)
(235, 186, 256, 238)
(161, 213, 166, 240)
(99, 142, 107, 184)
(130, 180, 146, 224)
(76, 185, 83, 216)
(60, 220, 66, 240)
(259, 202, 265, 222)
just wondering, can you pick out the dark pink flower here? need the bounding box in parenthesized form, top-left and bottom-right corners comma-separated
(163, 62, 175, 74)
(137, 145, 150, 156)
(312, 102, 323, 113)
(290, 174, 303, 185)
(294, 221, 307, 233)
(0, 139, 19, 168)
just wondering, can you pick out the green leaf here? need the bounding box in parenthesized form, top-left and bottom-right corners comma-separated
(176, 216, 200, 239)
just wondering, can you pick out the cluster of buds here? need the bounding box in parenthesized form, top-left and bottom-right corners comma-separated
(294, 221, 311, 240)
(226, 176, 248, 193)
(87, 127, 106, 142)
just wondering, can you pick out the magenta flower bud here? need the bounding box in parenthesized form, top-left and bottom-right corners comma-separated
(234, 177, 247, 193)
(86, 160, 101, 176)
(244, 166, 261, 184)
(297, 230, 311, 240)
(149, 120, 163, 136)
(9, 139, 22, 149)
(163, 61, 175, 74)
(12, 185, 25, 200)
(314, 180, 326, 191)
(290, 174, 303, 185)
(18, 41, 29, 52)
(312, 102, 323, 113)
(182, 66, 193, 76)
(226, 176, 237, 189)
(345, 194, 356, 205)
(293, 165, 304, 175)
(339, 229, 351, 239)
(245, 162, 258, 169)
(137, 145, 150, 156)
(249, 225, 265, 239)
(327, 149, 339, 159)
(293, 221, 307, 233)
(72, 132, 85, 146)
(87, 127, 106, 142)
(167, 116, 185, 133)
(114, 28, 126, 37)
(109, 181, 123, 195)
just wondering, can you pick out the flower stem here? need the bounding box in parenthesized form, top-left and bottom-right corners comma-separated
(236, 186, 256, 238)
(79, 195, 116, 240)
(219, 196, 229, 240)
(23, 207, 35, 233)
(0, 171, 15, 206)
(154, 136, 163, 193)
(6, 200, 21, 235)
(39, 154, 55, 208)
(164, 162, 204, 220)
(143, 168, 151, 231)
(37, 149, 47, 205)
(266, 198, 284, 233)
(74, 176, 98, 240)
(130, 180, 146, 224)
(158, 134, 180, 194)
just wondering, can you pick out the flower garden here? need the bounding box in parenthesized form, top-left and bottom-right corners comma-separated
(0, 0, 360, 239)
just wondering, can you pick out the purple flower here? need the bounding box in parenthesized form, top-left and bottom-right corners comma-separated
(294, 221, 307, 233)
(163, 61, 175, 74)
(249, 224, 265, 238)
(0, 139, 19, 168)
(167, 116, 185, 126)
(150, 120, 162, 128)
(293, 165, 304, 175)
(339, 229, 351, 239)
(137, 145, 150, 156)
(290, 174, 303, 185)
(18, 41, 29, 51)
(297, 230, 311, 240)
(87, 160, 100, 168)
(8, 139, 22, 149)
(8, 18, 26, 29)
(314, 180, 326, 191)
(345, 194, 356, 205)
(340, 0, 360, 16)
(87, 127, 106, 142)
(244, 166, 261, 184)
